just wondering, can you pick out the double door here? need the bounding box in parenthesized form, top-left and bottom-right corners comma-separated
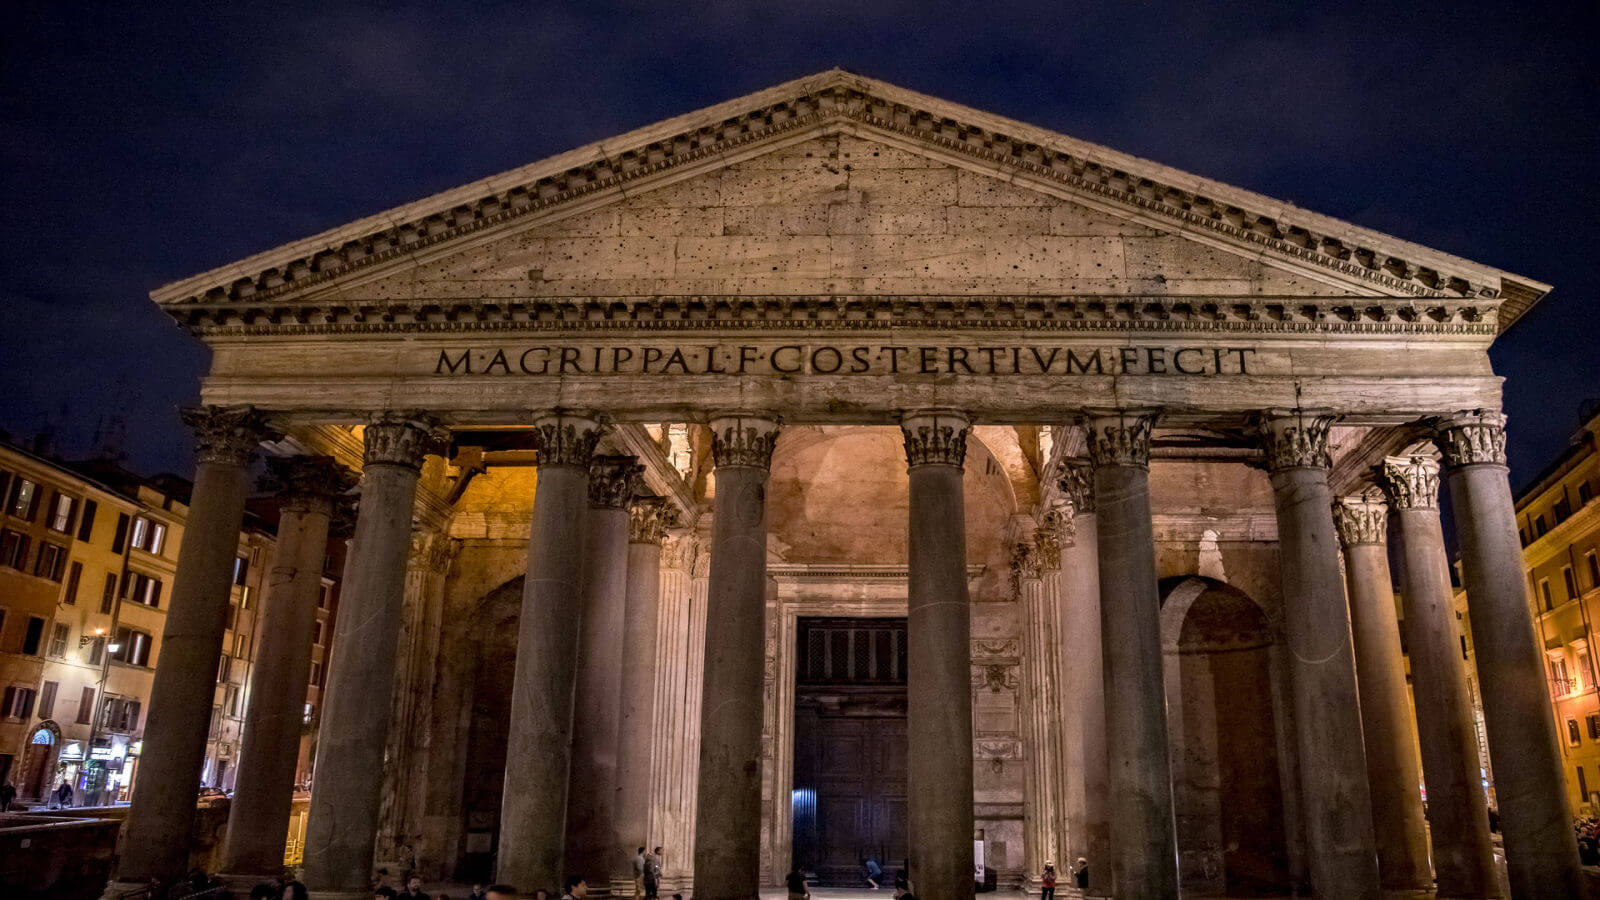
(794, 708, 908, 885)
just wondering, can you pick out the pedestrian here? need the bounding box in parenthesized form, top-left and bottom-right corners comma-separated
(467, 886, 487, 900)
(633, 846, 647, 897)
(397, 875, 430, 900)
(283, 881, 309, 900)
(56, 780, 73, 808)
(1071, 857, 1089, 890)
(249, 884, 277, 900)
(561, 876, 588, 899)
(484, 887, 518, 900)
(1040, 860, 1057, 900)
(785, 867, 810, 899)
(0, 779, 15, 812)
(893, 868, 910, 897)
(645, 846, 662, 898)
(863, 857, 882, 889)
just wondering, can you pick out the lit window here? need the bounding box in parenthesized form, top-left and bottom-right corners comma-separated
(120, 572, 163, 608)
(7, 478, 38, 519)
(48, 623, 69, 658)
(302, 702, 314, 724)
(1568, 718, 1583, 747)
(33, 542, 68, 581)
(47, 493, 76, 533)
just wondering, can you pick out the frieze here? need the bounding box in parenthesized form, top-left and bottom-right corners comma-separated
(157, 76, 1502, 320)
(1377, 455, 1441, 510)
(1433, 409, 1508, 469)
(971, 638, 1020, 659)
(976, 739, 1024, 761)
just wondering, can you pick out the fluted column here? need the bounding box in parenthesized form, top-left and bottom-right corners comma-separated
(109, 406, 276, 890)
(303, 415, 441, 899)
(568, 455, 644, 886)
(221, 457, 351, 882)
(1085, 410, 1178, 899)
(612, 496, 676, 891)
(901, 410, 976, 900)
(1332, 491, 1432, 893)
(1435, 410, 1584, 900)
(1057, 462, 1111, 897)
(693, 413, 779, 900)
(1258, 411, 1380, 899)
(1378, 455, 1500, 898)
(498, 412, 606, 891)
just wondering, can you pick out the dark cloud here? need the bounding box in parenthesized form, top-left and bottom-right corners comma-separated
(1, 2, 1595, 486)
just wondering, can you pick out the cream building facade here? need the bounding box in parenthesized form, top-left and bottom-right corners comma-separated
(102, 70, 1585, 900)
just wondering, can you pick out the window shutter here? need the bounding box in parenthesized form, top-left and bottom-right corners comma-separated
(78, 499, 97, 542)
(20, 689, 34, 719)
(39, 681, 57, 719)
(111, 513, 129, 554)
(148, 579, 162, 609)
(76, 687, 94, 724)
(2, 687, 14, 716)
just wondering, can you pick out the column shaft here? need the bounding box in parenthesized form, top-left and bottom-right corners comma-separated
(1333, 493, 1433, 892)
(568, 456, 643, 885)
(902, 411, 976, 900)
(1380, 456, 1500, 897)
(693, 414, 778, 900)
(221, 457, 347, 880)
(615, 499, 674, 888)
(1086, 413, 1178, 899)
(1259, 413, 1380, 899)
(498, 414, 603, 891)
(303, 416, 436, 899)
(1057, 464, 1111, 897)
(112, 407, 272, 887)
(1437, 411, 1584, 900)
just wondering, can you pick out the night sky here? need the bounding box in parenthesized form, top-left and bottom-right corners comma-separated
(2, 3, 1595, 489)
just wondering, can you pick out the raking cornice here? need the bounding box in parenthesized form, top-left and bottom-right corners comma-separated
(150, 68, 1550, 332)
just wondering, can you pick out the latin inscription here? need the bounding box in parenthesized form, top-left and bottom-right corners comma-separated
(435, 345, 1257, 377)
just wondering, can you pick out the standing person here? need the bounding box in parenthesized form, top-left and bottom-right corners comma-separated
(0, 779, 15, 812)
(397, 875, 430, 900)
(1040, 861, 1057, 900)
(55, 780, 73, 808)
(644, 847, 662, 899)
(561, 876, 588, 899)
(632, 846, 647, 897)
(785, 867, 810, 899)
(1071, 857, 1090, 890)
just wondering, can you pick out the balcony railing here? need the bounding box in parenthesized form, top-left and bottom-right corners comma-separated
(1552, 677, 1579, 697)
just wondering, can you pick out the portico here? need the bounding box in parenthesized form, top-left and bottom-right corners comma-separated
(111, 69, 1581, 899)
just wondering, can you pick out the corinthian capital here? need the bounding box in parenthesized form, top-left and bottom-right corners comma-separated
(1332, 488, 1388, 547)
(181, 406, 279, 468)
(1377, 455, 1441, 510)
(1257, 410, 1335, 471)
(709, 413, 781, 470)
(531, 411, 607, 467)
(1054, 460, 1095, 514)
(1432, 409, 1508, 469)
(900, 410, 970, 469)
(1034, 514, 1065, 568)
(588, 455, 643, 509)
(629, 496, 679, 544)
(363, 413, 446, 471)
(261, 455, 355, 512)
(1084, 410, 1157, 469)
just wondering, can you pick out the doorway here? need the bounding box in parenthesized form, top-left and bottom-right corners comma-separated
(790, 617, 908, 887)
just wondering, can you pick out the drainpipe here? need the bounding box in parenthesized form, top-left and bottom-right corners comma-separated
(83, 502, 140, 806)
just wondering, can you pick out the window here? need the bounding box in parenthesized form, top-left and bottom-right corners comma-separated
(75, 687, 94, 725)
(1588, 714, 1600, 741)
(1582, 482, 1594, 506)
(1541, 579, 1555, 611)
(87, 635, 105, 666)
(233, 632, 248, 659)
(110, 628, 152, 667)
(6, 477, 39, 520)
(128, 517, 165, 555)
(1569, 717, 1583, 747)
(101, 696, 141, 733)
(62, 561, 82, 605)
(1535, 514, 1549, 537)
(232, 555, 249, 586)
(302, 702, 314, 725)
(309, 661, 322, 687)
(1565, 567, 1579, 602)
(1556, 497, 1574, 523)
(21, 616, 46, 655)
(222, 684, 240, 717)
(1, 686, 36, 719)
(1520, 528, 1529, 547)
(1552, 656, 1574, 696)
(37, 681, 57, 719)
(33, 542, 68, 581)
(99, 573, 116, 614)
(110, 513, 129, 554)
(0, 529, 30, 570)
(238, 585, 252, 609)
(47, 623, 68, 658)
(1588, 551, 1600, 592)
(225, 604, 237, 631)
(76, 499, 96, 542)
(120, 571, 162, 608)
(217, 655, 232, 683)
(46, 493, 75, 533)
(1580, 648, 1595, 691)
(317, 583, 332, 609)
(312, 620, 324, 646)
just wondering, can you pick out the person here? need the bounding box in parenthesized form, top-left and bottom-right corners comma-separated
(1071, 857, 1089, 890)
(55, 780, 73, 808)
(373, 890, 397, 900)
(249, 885, 277, 900)
(467, 887, 487, 900)
(283, 881, 310, 900)
(864, 857, 882, 889)
(1040, 861, 1057, 900)
(785, 867, 810, 899)
(0, 779, 15, 812)
(398, 876, 430, 900)
(633, 846, 647, 897)
(484, 887, 518, 900)
(561, 876, 588, 899)
(373, 869, 394, 892)
(531, 891, 551, 900)
(645, 846, 662, 898)
(893, 868, 910, 897)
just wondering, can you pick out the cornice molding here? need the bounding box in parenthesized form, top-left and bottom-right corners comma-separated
(155, 72, 1540, 332)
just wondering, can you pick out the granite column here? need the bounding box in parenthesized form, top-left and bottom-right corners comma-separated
(1379, 455, 1500, 898)
(1435, 410, 1584, 900)
(1332, 490, 1433, 893)
(220, 456, 351, 883)
(303, 415, 441, 900)
(1057, 462, 1111, 897)
(498, 412, 605, 891)
(692, 413, 779, 900)
(1258, 411, 1380, 899)
(901, 410, 976, 900)
(568, 455, 644, 886)
(108, 406, 275, 891)
(1085, 410, 1178, 899)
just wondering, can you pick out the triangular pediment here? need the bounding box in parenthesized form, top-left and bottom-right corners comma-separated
(154, 68, 1548, 332)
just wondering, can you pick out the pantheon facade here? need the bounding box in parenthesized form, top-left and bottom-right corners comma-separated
(107, 70, 1582, 899)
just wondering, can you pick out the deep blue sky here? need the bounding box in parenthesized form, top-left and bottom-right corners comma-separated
(2, 2, 1595, 488)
